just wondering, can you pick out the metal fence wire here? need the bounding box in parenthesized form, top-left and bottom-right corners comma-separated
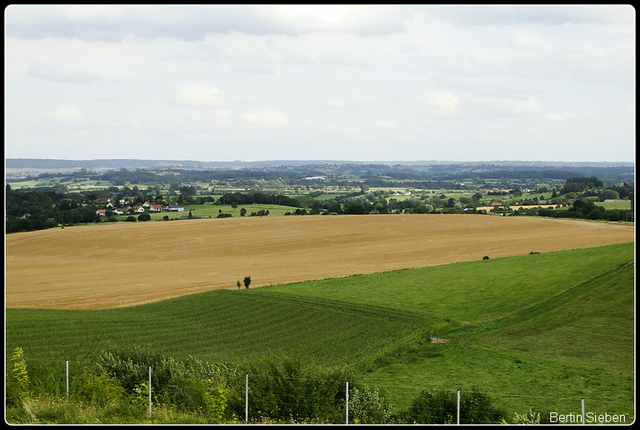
(5, 358, 635, 424)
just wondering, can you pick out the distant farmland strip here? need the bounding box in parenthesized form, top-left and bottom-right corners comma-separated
(6, 215, 634, 310)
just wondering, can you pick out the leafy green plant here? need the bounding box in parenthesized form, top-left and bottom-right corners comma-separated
(349, 385, 395, 424)
(11, 347, 30, 393)
(71, 367, 126, 408)
(511, 408, 541, 424)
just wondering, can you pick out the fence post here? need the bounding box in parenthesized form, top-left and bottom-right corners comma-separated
(148, 367, 152, 417)
(66, 361, 69, 398)
(346, 381, 349, 425)
(457, 388, 461, 425)
(245, 373, 249, 424)
(581, 398, 585, 425)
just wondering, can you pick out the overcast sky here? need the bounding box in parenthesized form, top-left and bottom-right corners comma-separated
(4, 5, 635, 163)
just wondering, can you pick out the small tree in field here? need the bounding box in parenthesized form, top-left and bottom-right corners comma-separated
(243, 276, 251, 289)
(236, 280, 241, 289)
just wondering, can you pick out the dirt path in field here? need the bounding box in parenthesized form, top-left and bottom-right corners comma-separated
(5, 215, 634, 310)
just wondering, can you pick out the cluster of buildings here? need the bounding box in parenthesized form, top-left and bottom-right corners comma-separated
(95, 199, 184, 217)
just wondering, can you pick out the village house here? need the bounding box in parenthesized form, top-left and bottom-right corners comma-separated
(166, 204, 184, 212)
(96, 209, 107, 217)
(133, 205, 145, 213)
(149, 204, 163, 212)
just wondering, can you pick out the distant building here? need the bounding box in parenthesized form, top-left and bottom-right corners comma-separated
(166, 204, 184, 212)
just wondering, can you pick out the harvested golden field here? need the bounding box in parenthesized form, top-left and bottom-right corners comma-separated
(6, 215, 634, 310)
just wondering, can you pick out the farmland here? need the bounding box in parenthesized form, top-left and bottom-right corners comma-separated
(5, 215, 634, 310)
(5, 242, 635, 422)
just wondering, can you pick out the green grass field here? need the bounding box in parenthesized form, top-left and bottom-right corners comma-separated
(5, 242, 634, 421)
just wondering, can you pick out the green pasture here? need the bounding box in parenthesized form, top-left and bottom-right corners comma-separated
(361, 260, 634, 418)
(598, 200, 632, 210)
(267, 242, 633, 323)
(5, 242, 634, 420)
(6, 291, 452, 372)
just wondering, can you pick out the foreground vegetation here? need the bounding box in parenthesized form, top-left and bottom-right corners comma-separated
(6, 242, 634, 423)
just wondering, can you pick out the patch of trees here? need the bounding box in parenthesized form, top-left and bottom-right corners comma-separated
(5, 186, 101, 233)
(215, 192, 302, 208)
(561, 176, 604, 194)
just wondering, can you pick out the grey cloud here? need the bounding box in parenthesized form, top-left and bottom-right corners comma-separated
(6, 5, 415, 42)
(427, 5, 633, 27)
(27, 61, 102, 84)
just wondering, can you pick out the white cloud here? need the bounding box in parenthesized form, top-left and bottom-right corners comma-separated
(314, 122, 337, 131)
(545, 112, 577, 122)
(232, 62, 276, 74)
(376, 119, 398, 128)
(318, 52, 367, 68)
(511, 31, 553, 52)
(624, 102, 634, 114)
(342, 125, 359, 134)
(106, 114, 140, 127)
(27, 61, 102, 83)
(209, 109, 237, 125)
(46, 106, 86, 122)
(400, 44, 420, 54)
(242, 109, 290, 126)
(466, 95, 542, 117)
(326, 99, 349, 109)
(173, 83, 226, 108)
(420, 92, 459, 116)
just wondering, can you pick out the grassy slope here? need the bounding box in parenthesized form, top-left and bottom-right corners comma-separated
(359, 258, 635, 419)
(267, 242, 634, 323)
(6, 242, 634, 420)
(266, 242, 634, 418)
(6, 290, 452, 372)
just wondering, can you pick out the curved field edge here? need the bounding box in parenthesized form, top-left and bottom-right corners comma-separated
(265, 242, 634, 323)
(360, 254, 634, 419)
(6, 243, 635, 420)
(6, 215, 634, 310)
(5, 290, 455, 373)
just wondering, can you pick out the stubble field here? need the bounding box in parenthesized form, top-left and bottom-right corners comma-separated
(5, 214, 634, 310)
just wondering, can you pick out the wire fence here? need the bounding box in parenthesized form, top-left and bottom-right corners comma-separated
(6, 358, 635, 425)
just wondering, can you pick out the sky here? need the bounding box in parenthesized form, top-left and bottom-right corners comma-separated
(4, 5, 636, 163)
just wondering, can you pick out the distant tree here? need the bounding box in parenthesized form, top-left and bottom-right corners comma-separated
(163, 215, 170, 221)
(243, 276, 251, 289)
(138, 213, 151, 222)
(240, 208, 247, 217)
(125, 216, 136, 222)
(598, 189, 620, 202)
(236, 280, 241, 289)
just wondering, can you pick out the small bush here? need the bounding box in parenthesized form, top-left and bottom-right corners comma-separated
(349, 385, 395, 424)
(71, 367, 126, 408)
(482, 256, 490, 260)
